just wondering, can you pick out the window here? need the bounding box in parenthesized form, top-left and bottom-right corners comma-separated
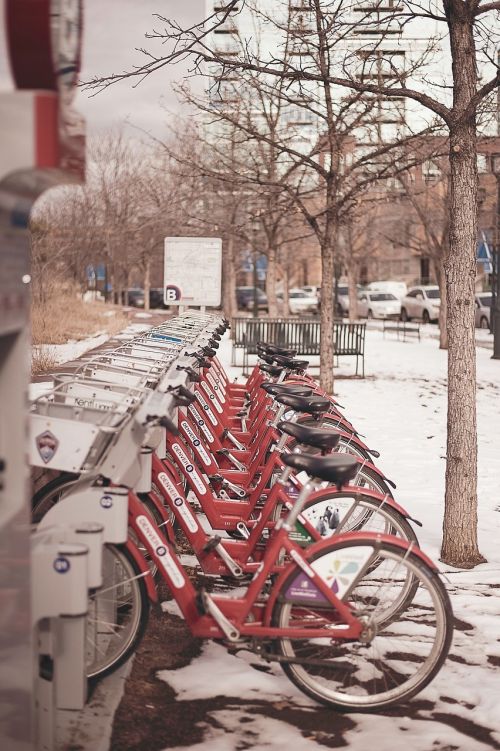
(422, 159, 441, 182)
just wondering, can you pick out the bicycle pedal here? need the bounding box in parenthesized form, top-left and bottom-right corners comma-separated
(203, 535, 222, 552)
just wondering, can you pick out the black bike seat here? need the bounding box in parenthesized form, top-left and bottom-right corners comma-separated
(258, 342, 297, 357)
(261, 383, 313, 397)
(278, 421, 341, 451)
(275, 394, 330, 415)
(273, 355, 309, 370)
(283, 453, 358, 486)
(260, 363, 283, 377)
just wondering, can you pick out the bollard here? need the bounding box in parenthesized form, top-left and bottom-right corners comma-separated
(31, 535, 89, 751)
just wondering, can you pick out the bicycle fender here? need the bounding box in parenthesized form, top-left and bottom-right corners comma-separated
(358, 458, 397, 489)
(124, 539, 158, 604)
(263, 531, 437, 624)
(305, 485, 420, 526)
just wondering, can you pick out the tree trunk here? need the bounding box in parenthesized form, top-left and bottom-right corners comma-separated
(440, 8, 484, 567)
(347, 263, 359, 322)
(319, 222, 336, 394)
(266, 247, 279, 317)
(143, 257, 151, 313)
(222, 235, 237, 320)
(434, 259, 448, 349)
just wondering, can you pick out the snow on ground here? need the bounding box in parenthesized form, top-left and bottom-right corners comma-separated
(34, 331, 109, 366)
(157, 328, 500, 751)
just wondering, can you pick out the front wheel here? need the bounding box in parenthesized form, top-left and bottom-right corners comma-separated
(87, 544, 150, 681)
(422, 309, 430, 324)
(480, 316, 489, 330)
(272, 538, 453, 711)
(400, 308, 409, 322)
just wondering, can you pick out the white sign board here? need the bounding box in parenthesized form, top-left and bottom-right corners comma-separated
(164, 237, 222, 307)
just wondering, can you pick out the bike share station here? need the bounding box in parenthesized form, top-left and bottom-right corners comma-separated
(1, 6, 453, 749)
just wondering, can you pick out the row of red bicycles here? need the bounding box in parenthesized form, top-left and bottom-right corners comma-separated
(31, 311, 453, 712)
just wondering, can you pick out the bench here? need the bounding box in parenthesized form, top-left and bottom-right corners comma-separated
(382, 320, 421, 342)
(231, 317, 366, 377)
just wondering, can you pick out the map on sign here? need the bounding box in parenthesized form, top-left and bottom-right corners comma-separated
(164, 237, 222, 307)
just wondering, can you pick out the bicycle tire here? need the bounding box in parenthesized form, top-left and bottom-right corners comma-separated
(272, 538, 452, 711)
(87, 543, 149, 681)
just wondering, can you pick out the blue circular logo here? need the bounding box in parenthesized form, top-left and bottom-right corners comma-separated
(53, 556, 71, 574)
(156, 546, 167, 557)
(100, 494, 113, 509)
(186, 464, 194, 473)
(174, 497, 184, 507)
(193, 439, 200, 447)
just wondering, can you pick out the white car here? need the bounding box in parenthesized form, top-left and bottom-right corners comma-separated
(400, 285, 441, 323)
(357, 291, 401, 319)
(365, 281, 408, 299)
(288, 288, 319, 314)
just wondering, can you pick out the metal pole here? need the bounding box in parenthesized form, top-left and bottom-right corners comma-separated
(493, 175, 500, 359)
(252, 248, 259, 319)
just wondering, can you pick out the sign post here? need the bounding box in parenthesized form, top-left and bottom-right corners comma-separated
(164, 237, 222, 310)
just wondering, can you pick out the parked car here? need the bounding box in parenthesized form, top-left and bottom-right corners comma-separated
(400, 285, 441, 323)
(357, 291, 401, 319)
(288, 288, 319, 315)
(301, 285, 320, 301)
(126, 288, 145, 307)
(365, 280, 408, 299)
(475, 292, 492, 329)
(236, 286, 268, 311)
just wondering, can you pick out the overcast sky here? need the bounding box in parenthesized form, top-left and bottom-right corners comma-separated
(0, 0, 205, 138)
(76, 0, 206, 137)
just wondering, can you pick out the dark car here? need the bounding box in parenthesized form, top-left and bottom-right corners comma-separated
(236, 286, 268, 311)
(126, 288, 145, 307)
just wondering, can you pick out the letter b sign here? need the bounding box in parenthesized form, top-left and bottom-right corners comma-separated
(165, 285, 181, 303)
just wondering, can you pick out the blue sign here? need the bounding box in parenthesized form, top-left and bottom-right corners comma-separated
(477, 234, 493, 275)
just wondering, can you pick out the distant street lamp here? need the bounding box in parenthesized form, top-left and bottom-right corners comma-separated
(250, 217, 261, 319)
(491, 154, 500, 359)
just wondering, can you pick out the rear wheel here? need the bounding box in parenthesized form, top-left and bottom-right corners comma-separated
(422, 309, 430, 324)
(400, 308, 409, 322)
(367, 309, 373, 319)
(272, 538, 452, 711)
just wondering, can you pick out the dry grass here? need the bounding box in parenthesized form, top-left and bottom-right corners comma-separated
(31, 345, 58, 377)
(32, 293, 127, 346)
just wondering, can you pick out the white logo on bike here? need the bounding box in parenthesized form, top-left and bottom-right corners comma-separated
(170, 444, 207, 495)
(158, 471, 199, 532)
(195, 392, 218, 426)
(188, 404, 215, 443)
(201, 381, 223, 414)
(136, 515, 185, 588)
(181, 420, 212, 467)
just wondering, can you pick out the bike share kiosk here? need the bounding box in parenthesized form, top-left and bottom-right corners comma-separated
(0, 2, 85, 748)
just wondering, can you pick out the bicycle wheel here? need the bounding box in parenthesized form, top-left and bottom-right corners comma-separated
(31, 471, 80, 521)
(87, 543, 149, 680)
(301, 491, 418, 544)
(272, 538, 452, 711)
(352, 465, 393, 497)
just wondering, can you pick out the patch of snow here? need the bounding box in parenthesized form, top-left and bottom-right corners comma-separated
(134, 312, 153, 319)
(34, 332, 109, 366)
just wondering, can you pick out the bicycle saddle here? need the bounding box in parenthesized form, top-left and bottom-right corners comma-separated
(257, 342, 297, 357)
(259, 363, 283, 377)
(283, 453, 358, 486)
(261, 383, 313, 397)
(273, 355, 309, 371)
(275, 394, 330, 415)
(278, 421, 341, 452)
